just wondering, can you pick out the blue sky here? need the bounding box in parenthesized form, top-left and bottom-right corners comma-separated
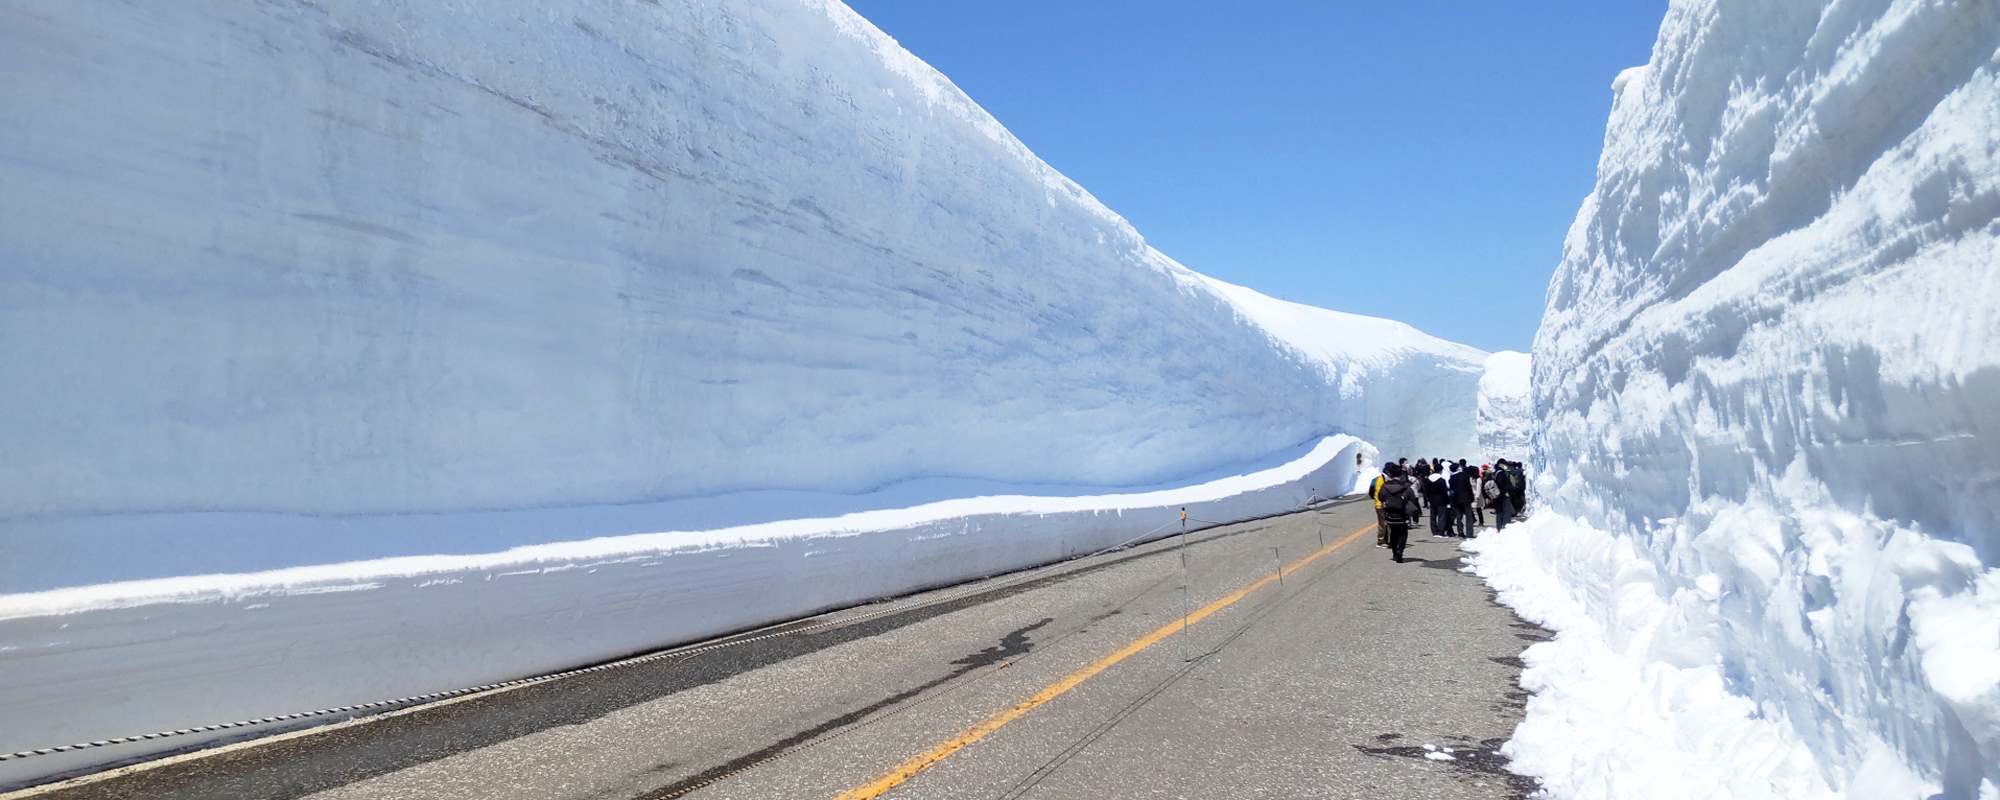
(844, 1, 1668, 353)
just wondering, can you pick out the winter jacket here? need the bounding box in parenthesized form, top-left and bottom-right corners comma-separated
(1378, 478, 1422, 525)
(1421, 472, 1448, 506)
(1370, 474, 1387, 509)
(1447, 468, 1474, 507)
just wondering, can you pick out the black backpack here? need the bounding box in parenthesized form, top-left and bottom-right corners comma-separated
(1379, 480, 1420, 524)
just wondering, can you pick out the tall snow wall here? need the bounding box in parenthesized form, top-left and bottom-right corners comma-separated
(0, 0, 1482, 784)
(1199, 275, 1488, 462)
(1523, 0, 2000, 795)
(1, 0, 1341, 521)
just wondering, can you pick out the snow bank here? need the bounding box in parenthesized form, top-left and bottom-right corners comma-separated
(1467, 518, 1839, 799)
(1476, 351, 1533, 463)
(0, 436, 1368, 786)
(1500, 0, 2000, 796)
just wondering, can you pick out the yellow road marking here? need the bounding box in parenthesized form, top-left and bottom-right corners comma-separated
(834, 521, 1375, 800)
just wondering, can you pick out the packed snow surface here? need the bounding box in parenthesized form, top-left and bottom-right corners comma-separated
(1490, 0, 2000, 797)
(1475, 351, 1532, 463)
(0, 0, 1482, 784)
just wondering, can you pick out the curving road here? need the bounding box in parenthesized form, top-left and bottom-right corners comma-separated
(11, 499, 1542, 800)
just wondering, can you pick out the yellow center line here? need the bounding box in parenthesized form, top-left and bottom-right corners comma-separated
(833, 521, 1376, 800)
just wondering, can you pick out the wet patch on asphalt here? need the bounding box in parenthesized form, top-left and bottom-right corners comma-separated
(1354, 735, 1541, 799)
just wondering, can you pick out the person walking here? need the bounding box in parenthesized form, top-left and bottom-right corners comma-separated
(1434, 465, 1456, 537)
(1420, 461, 1449, 538)
(1506, 460, 1528, 518)
(1409, 459, 1426, 511)
(1473, 465, 1489, 528)
(1485, 465, 1516, 530)
(1377, 463, 1422, 563)
(1369, 468, 1391, 549)
(1449, 459, 1475, 537)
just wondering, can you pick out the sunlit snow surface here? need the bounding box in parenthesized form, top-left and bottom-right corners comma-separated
(1476, 350, 1532, 464)
(1199, 275, 1488, 459)
(1478, 0, 2000, 797)
(0, 0, 1484, 783)
(0, 1, 1477, 524)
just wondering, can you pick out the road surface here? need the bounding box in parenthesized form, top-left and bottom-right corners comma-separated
(13, 499, 1542, 800)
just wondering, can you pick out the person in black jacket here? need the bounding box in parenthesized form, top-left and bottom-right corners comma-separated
(1449, 459, 1476, 537)
(1419, 461, 1449, 538)
(1506, 460, 1528, 517)
(1486, 465, 1517, 531)
(1377, 463, 1423, 563)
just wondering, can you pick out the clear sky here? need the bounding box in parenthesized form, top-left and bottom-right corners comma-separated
(843, 1, 1669, 353)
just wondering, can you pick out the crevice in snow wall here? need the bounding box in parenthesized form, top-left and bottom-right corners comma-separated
(1528, 0, 1999, 796)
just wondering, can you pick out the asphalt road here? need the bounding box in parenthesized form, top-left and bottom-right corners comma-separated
(13, 499, 1543, 800)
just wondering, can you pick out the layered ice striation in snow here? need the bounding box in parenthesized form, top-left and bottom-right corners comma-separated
(1476, 350, 1532, 464)
(0, 0, 1479, 548)
(1477, 0, 2000, 797)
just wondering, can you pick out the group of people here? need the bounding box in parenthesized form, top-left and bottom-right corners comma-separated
(1367, 457, 1528, 563)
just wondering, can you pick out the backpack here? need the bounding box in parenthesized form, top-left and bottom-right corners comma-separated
(1379, 480, 1418, 524)
(1482, 478, 1501, 501)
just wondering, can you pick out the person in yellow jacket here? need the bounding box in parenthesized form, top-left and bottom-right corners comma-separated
(1369, 469, 1390, 548)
